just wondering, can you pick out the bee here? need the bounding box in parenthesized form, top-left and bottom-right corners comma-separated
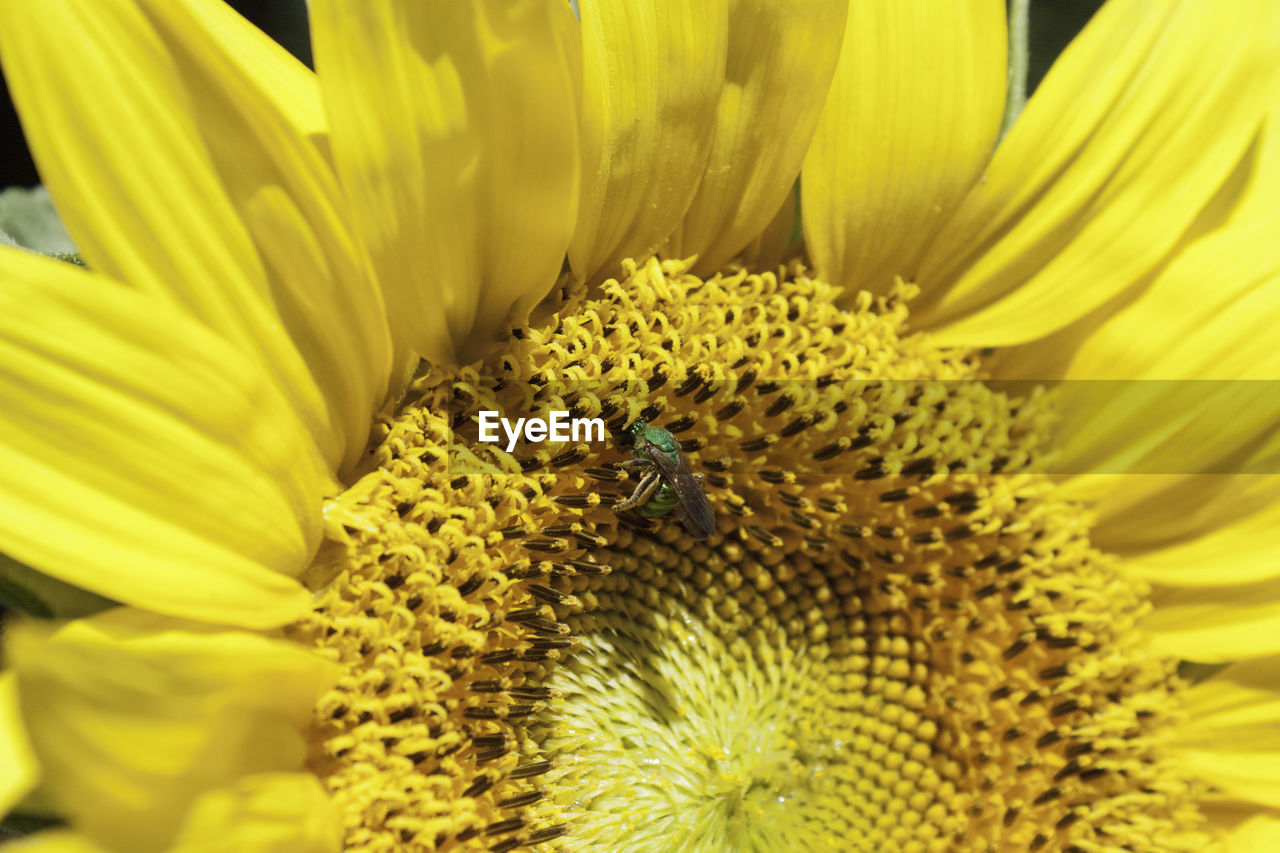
(611, 421, 715, 539)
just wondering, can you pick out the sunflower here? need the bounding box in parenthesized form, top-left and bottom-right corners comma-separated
(2, 0, 1279, 851)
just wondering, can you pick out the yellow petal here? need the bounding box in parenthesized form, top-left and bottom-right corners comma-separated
(0, 672, 39, 816)
(739, 183, 800, 272)
(1143, 580, 1280, 661)
(1064, 202, 1280, 382)
(311, 0, 580, 366)
(917, 0, 1280, 345)
(0, 249, 326, 628)
(802, 0, 1006, 299)
(1007, 111, 1280, 563)
(983, 92, 1280, 383)
(3, 777, 338, 853)
(8, 609, 338, 853)
(1173, 658, 1280, 805)
(569, 0, 729, 282)
(1216, 815, 1280, 852)
(140, 0, 396, 473)
(1051, 104, 1280, 381)
(663, 0, 846, 276)
(170, 774, 339, 853)
(1045, 348, 1280, 563)
(0, 550, 114, 620)
(1091, 475, 1280, 571)
(0, 0, 392, 472)
(1049, 381, 1280, 485)
(150, 0, 328, 150)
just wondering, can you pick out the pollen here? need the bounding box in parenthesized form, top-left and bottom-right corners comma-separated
(293, 257, 1203, 852)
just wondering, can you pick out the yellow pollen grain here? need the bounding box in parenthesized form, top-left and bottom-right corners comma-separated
(292, 257, 1203, 853)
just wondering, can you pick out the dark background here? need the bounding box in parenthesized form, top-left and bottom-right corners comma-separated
(0, 0, 1105, 190)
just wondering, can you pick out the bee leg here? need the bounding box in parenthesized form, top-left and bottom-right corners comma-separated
(619, 458, 651, 471)
(612, 470, 663, 512)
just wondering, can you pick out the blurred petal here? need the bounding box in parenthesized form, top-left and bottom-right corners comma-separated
(0, 552, 114, 619)
(4, 776, 338, 853)
(0, 672, 38, 815)
(1119, 482, 1280, 586)
(1050, 381, 1280, 488)
(1216, 815, 1280, 852)
(1144, 581, 1280, 661)
(1134, 476, 1280, 658)
(569, 0, 728, 282)
(1173, 658, 1280, 802)
(171, 774, 340, 853)
(9, 610, 338, 853)
(917, 0, 1280, 345)
(802, 0, 1006, 299)
(2, 832, 106, 853)
(0, 0, 390, 471)
(1067, 473, 1280, 564)
(0, 249, 325, 628)
(312, 0, 579, 365)
(664, 0, 846, 275)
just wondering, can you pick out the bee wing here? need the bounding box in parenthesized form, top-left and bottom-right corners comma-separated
(674, 500, 715, 540)
(641, 438, 716, 539)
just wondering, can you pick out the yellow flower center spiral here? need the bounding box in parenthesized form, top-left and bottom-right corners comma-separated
(292, 258, 1201, 852)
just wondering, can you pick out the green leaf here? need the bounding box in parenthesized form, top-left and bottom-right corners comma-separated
(0, 186, 77, 257)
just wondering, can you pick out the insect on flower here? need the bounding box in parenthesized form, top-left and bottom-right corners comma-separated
(612, 420, 716, 539)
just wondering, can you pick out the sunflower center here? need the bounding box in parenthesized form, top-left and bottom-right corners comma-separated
(294, 258, 1197, 852)
(529, 524, 945, 852)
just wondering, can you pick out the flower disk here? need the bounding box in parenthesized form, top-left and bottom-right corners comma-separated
(297, 258, 1199, 852)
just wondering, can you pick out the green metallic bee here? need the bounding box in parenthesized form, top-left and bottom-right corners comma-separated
(612, 421, 715, 539)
